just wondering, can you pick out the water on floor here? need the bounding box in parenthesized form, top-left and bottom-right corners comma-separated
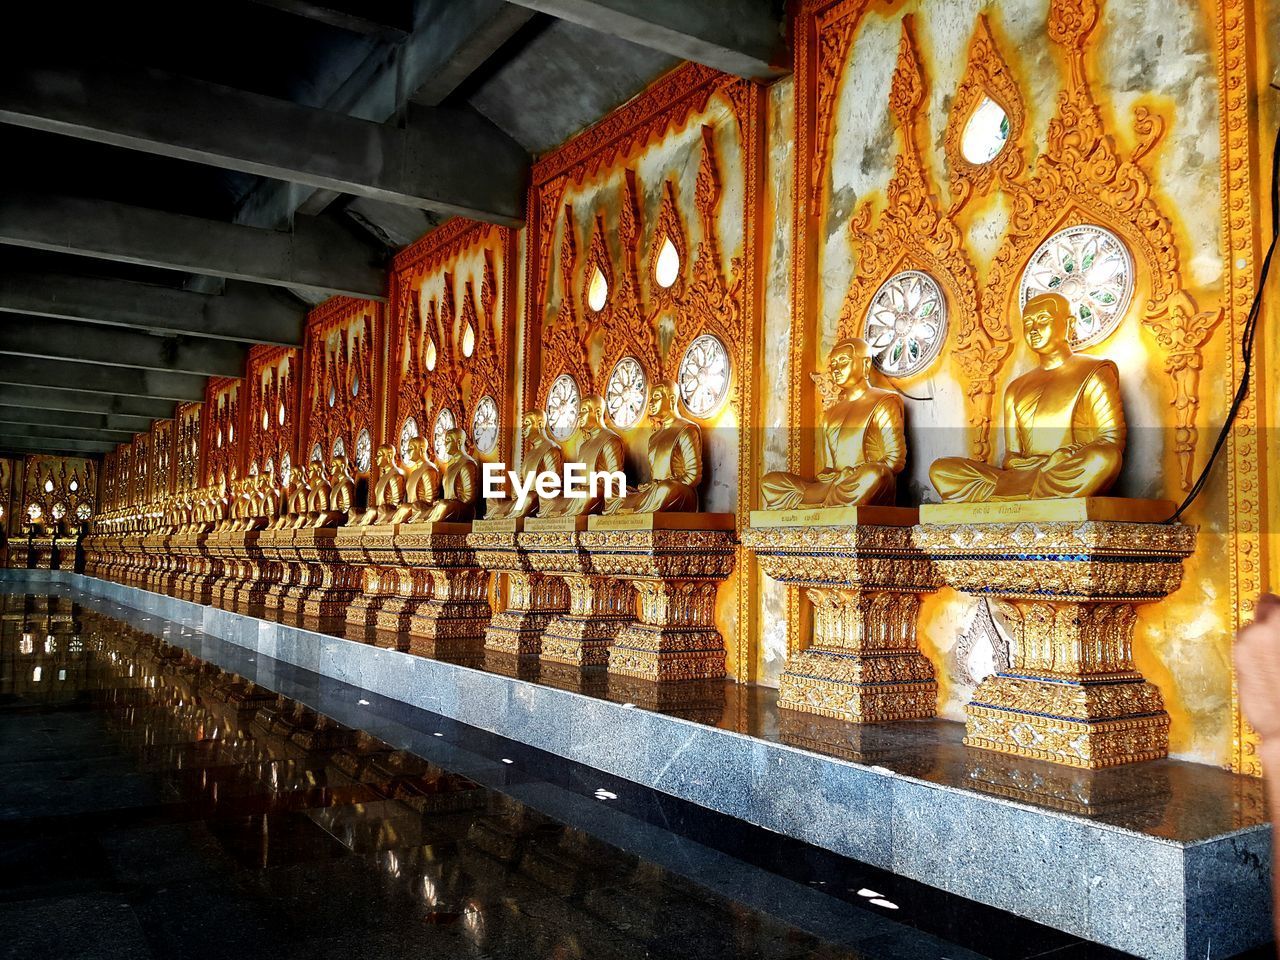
(0, 589, 1215, 960)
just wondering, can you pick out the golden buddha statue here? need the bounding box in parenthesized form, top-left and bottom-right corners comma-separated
(354, 445, 406, 526)
(539, 397, 624, 518)
(487, 411, 565, 520)
(603, 382, 701, 515)
(392, 436, 440, 524)
(314, 457, 353, 527)
(261, 474, 282, 522)
(272, 476, 306, 530)
(929, 292, 1125, 502)
(761, 338, 905, 509)
(422, 428, 479, 523)
(293, 462, 328, 528)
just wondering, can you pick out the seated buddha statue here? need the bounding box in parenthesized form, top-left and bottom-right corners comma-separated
(391, 436, 440, 524)
(261, 474, 283, 524)
(271, 476, 305, 530)
(603, 383, 701, 515)
(539, 397, 625, 518)
(929, 292, 1125, 502)
(762, 338, 905, 509)
(354, 445, 406, 526)
(486, 411, 565, 520)
(243, 474, 273, 531)
(422, 428, 479, 523)
(312, 458, 353, 528)
(292, 463, 328, 529)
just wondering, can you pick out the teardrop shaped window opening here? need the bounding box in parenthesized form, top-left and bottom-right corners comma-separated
(587, 267, 609, 312)
(655, 237, 680, 289)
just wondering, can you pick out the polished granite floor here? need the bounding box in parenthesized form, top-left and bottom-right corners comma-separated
(0, 590, 1271, 960)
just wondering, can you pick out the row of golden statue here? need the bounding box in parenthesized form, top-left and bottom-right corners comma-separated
(85, 295, 1197, 770)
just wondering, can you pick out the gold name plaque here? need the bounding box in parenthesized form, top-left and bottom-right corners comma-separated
(919, 497, 1177, 525)
(588, 512, 736, 532)
(750, 505, 918, 529)
(523, 515, 590, 532)
(472, 517, 524, 534)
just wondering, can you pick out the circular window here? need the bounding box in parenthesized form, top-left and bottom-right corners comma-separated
(587, 267, 609, 312)
(961, 96, 1010, 165)
(249, 461, 259, 476)
(433, 409, 456, 460)
(355, 429, 372, 473)
(471, 396, 499, 453)
(425, 339, 438, 372)
(27, 504, 42, 522)
(264, 457, 274, 478)
(332, 436, 346, 462)
(278, 401, 286, 426)
(605, 357, 648, 429)
(51, 502, 67, 521)
(677, 334, 731, 418)
(280, 452, 292, 487)
(1020, 225, 1134, 348)
(76, 503, 92, 522)
(864, 270, 948, 377)
(546, 374, 581, 441)
(655, 238, 681, 289)
(310, 443, 323, 464)
(399, 416, 420, 461)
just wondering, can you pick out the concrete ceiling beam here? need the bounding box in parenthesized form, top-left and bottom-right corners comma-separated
(0, 194, 387, 301)
(245, 0, 413, 39)
(0, 64, 528, 225)
(0, 271, 305, 346)
(0, 358, 206, 402)
(0, 418, 136, 442)
(0, 385, 175, 421)
(0, 404, 151, 435)
(0, 434, 115, 456)
(505, 0, 787, 79)
(0, 315, 247, 378)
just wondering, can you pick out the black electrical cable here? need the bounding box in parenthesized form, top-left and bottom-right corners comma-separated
(1165, 118, 1280, 523)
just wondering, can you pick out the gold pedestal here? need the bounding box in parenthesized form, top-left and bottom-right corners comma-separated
(377, 523, 487, 658)
(744, 506, 938, 723)
(31, 537, 57, 571)
(915, 499, 1195, 769)
(293, 528, 360, 628)
(470, 521, 569, 660)
(230, 531, 276, 615)
(521, 521, 635, 671)
(582, 514, 737, 682)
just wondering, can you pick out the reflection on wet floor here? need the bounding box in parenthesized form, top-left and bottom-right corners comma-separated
(0, 590, 1182, 959)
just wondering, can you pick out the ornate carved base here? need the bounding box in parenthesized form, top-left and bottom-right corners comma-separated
(581, 520, 737, 684)
(483, 572, 569, 658)
(539, 574, 635, 668)
(914, 503, 1196, 768)
(745, 513, 938, 723)
(483, 648, 541, 680)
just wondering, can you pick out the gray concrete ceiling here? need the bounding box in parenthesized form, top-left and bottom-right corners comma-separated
(0, 0, 786, 459)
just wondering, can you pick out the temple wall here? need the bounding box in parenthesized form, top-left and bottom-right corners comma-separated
(90, 0, 1278, 771)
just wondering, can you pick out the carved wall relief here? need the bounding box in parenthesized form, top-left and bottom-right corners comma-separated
(245, 346, 300, 483)
(300, 297, 381, 473)
(389, 220, 515, 469)
(203, 377, 242, 487)
(175, 402, 203, 495)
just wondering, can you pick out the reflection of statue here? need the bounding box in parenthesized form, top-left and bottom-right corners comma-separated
(761, 339, 904, 509)
(487, 411, 564, 520)
(392, 437, 439, 524)
(422, 429, 479, 522)
(930, 293, 1125, 502)
(355, 446, 406, 526)
(540, 398, 624, 518)
(603, 383, 701, 515)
